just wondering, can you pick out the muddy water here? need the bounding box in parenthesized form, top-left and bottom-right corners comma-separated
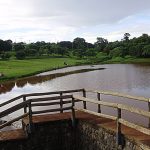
(0, 64, 150, 127)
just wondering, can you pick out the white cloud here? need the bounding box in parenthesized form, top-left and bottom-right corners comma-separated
(0, 0, 150, 42)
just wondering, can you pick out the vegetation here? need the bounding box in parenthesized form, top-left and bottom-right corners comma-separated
(0, 33, 150, 82)
(0, 58, 86, 82)
(0, 33, 150, 61)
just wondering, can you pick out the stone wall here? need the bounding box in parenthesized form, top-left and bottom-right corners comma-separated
(0, 119, 145, 150)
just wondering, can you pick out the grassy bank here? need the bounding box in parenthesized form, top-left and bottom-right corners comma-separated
(0, 58, 86, 83)
(0, 57, 150, 83)
(102, 57, 150, 64)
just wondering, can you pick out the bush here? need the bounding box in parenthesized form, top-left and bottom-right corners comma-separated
(1, 52, 11, 60)
(16, 51, 26, 59)
(109, 47, 123, 58)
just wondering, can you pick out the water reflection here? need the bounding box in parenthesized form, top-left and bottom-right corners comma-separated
(0, 67, 105, 95)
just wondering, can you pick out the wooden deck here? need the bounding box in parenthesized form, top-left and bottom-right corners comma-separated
(0, 111, 150, 149)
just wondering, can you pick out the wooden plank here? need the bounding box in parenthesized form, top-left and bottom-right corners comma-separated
(0, 100, 30, 118)
(30, 95, 72, 102)
(60, 92, 63, 113)
(32, 101, 61, 107)
(74, 108, 117, 120)
(82, 89, 87, 109)
(116, 108, 122, 145)
(32, 106, 72, 115)
(119, 118, 150, 136)
(24, 89, 84, 97)
(87, 90, 149, 102)
(0, 95, 23, 107)
(118, 104, 150, 118)
(73, 95, 118, 108)
(0, 113, 29, 129)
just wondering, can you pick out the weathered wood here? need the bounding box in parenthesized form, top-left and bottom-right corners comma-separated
(30, 95, 72, 102)
(0, 95, 23, 107)
(23, 95, 27, 113)
(24, 89, 84, 97)
(148, 99, 150, 128)
(31, 101, 61, 107)
(87, 90, 149, 102)
(74, 108, 117, 120)
(60, 92, 63, 113)
(82, 89, 87, 109)
(73, 95, 118, 108)
(118, 104, 150, 118)
(119, 118, 150, 136)
(0, 100, 30, 118)
(0, 113, 29, 129)
(116, 108, 122, 146)
(97, 93, 101, 113)
(32, 106, 72, 115)
(28, 101, 32, 133)
(71, 97, 76, 127)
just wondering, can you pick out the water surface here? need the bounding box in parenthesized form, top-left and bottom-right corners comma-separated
(0, 64, 150, 128)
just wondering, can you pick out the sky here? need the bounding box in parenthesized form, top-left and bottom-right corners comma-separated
(0, 0, 150, 43)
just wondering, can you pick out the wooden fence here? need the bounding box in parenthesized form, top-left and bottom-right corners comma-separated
(0, 89, 84, 131)
(0, 88, 150, 146)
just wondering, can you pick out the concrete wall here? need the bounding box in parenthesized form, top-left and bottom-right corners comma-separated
(0, 119, 144, 150)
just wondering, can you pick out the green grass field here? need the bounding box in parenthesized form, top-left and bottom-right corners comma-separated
(0, 58, 86, 82)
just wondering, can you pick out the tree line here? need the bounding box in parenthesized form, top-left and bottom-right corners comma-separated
(0, 33, 150, 60)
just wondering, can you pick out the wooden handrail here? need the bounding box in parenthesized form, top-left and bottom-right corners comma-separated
(0, 100, 30, 118)
(0, 89, 84, 107)
(0, 95, 23, 107)
(0, 113, 29, 129)
(73, 95, 118, 108)
(24, 89, 84, 97)
(72, 95, 150, 137)
(86, 89, 149, 102)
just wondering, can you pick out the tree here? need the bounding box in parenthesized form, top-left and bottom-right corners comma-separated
(73, 37, 86, 49)
(13, 42, 25, 51)
(0, 39, 12, 53)
(94, 37, 108, 51)
(59, 41, 72, 49)
(123, 33, 131, 41)
(142, 45, 150, 57)
(73, 37, 86, 58)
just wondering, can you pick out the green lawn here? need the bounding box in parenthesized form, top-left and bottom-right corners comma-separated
(0, 58, 86, 82)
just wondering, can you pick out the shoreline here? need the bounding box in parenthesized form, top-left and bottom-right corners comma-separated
(0, 57, 150, 84)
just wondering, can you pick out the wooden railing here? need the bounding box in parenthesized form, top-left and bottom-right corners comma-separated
(0, 89, 85, 131)
(73, 89, 150, 145)
(0, 89, 149, 146)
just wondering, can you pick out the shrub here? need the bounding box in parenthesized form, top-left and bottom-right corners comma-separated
(16, 51, 26, 59)
(1, 52, 11, 60)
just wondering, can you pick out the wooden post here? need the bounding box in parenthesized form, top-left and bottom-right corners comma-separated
(71, 97, 76, 127)
(117, 108, 122, 146)
(97, 93, 101, 113)
(83, 89, 87, 109)
(23, 95, 27, 113)
(60, 92, 63, 113)
(148, 99, 150, 128)
(28, 101, 33, 133)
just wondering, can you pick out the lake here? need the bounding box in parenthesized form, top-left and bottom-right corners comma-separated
(0, 64, 150, 128)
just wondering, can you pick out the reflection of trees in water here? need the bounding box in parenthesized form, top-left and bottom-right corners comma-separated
(0, 82, 15, 94)
(16, 80, 27, 88)
(0, 68, 105, 94)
